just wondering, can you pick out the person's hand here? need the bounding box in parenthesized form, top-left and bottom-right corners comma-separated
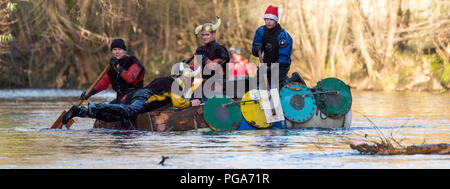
(80, 91, 89, 100)
(80, 89, 97, 100)
(204, 60, 224, 75)
(253, 43, 261, 55)
(205, 60, 218, 69)
(110, 57, 119, 66)
(109, 57, 123, 74)
(190, 99, 201, 106)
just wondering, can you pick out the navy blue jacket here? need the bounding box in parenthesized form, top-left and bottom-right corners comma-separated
(251, 25, 293, 65)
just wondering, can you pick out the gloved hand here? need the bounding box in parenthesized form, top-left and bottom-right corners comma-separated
(109, 57, 123, 74)
(80, 89, 97, 100)
(252, 43, 262, 57)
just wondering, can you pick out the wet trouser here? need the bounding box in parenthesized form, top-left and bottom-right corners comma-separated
(82, 89, 171, 122)
(278, 64, 291, 88)
(87, 99, 147, 122)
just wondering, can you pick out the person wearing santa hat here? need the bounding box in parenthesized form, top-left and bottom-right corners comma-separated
(252, 5, 305, 88)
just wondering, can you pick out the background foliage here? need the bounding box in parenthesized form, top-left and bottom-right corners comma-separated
(0, 0, 448, 91)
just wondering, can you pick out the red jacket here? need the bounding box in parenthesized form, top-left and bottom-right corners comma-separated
(95, 55, 145, 102)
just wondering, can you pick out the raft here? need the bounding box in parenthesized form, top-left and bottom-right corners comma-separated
(92, 105, 352, 131)
(93, 78, 353, 131)
(286, 109, 352, 129)
(93, 106, 210, 131)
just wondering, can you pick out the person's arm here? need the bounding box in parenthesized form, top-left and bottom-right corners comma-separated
(216, 45, 230, 66)
(203, 45, 229, 73)
(192, 47, 204, 71)
(277, 31, 293, 64)
(94, 74, 110, 93)
(119, 63, 142, 85)
(204, 58, 226, 75)
(81, 74, 109, 100)
(252, 26, 264, 57)
(169, 92, 191, 109)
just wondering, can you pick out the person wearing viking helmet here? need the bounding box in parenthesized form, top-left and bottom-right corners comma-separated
(192, 16, 230, 96)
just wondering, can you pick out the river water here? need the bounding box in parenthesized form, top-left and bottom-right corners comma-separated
(0, 89, 448, 169)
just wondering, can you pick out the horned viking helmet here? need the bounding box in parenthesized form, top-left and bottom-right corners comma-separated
(194, 16, 221, 36)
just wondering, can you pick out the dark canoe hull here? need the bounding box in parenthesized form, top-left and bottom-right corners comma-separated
(92, 105, 351, 131)
(93, 106, 210, 131)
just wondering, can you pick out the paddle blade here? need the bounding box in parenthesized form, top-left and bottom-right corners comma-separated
(50, 110, 74, 129)
(65, 118, 75, 129)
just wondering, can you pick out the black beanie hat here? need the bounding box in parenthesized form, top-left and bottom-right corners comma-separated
(110, 38, 127, 51)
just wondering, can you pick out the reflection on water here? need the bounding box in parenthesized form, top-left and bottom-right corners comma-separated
(0, 89, 448, 168)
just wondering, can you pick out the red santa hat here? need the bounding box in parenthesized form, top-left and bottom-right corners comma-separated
(263, 5, 279, 22)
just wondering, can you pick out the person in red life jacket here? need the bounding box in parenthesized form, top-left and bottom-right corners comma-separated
(229, 48, 255, 78)
(80, 38, 146, 104)
(62, 76, 202, 130)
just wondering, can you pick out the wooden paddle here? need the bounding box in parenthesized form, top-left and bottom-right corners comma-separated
(258, 50, 264, 65)
(258, 50, 281, 120)
(50, 65, 110, 129)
